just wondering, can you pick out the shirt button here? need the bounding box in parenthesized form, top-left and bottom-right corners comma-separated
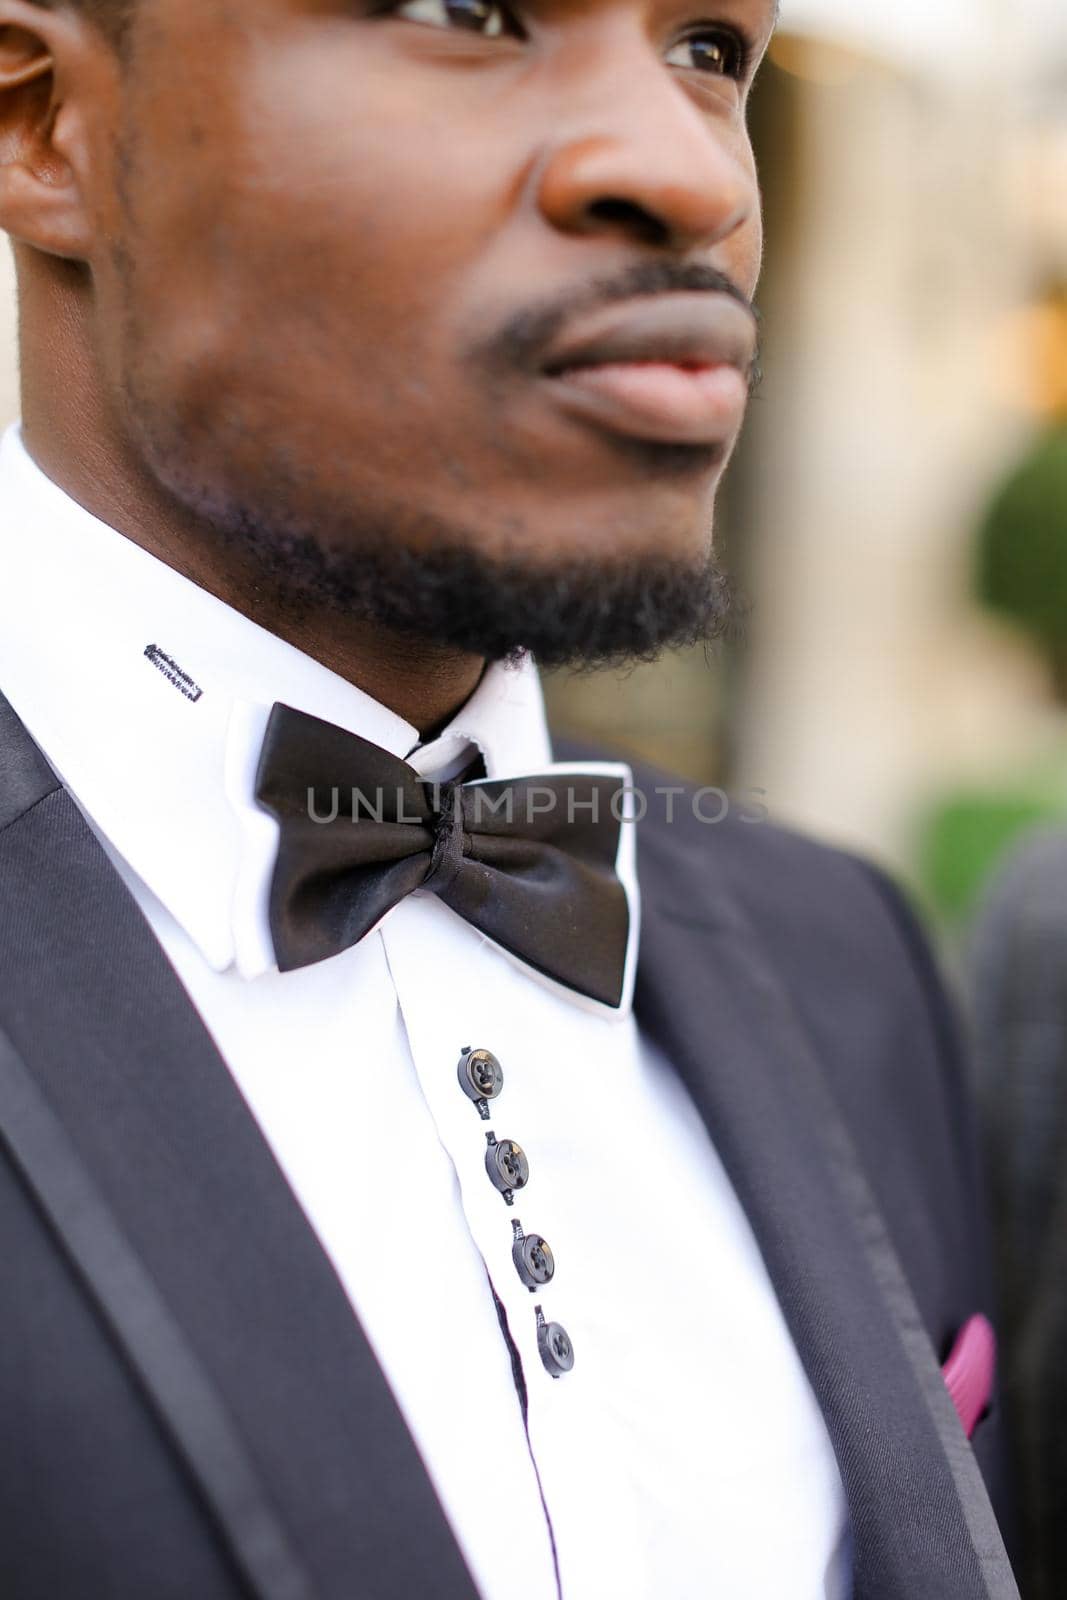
(457, 1046, 504, 1119)
(512, 1223, 555, 1290)
(536, 1307, 575, 1378)
(484, 1133, 529, 1204)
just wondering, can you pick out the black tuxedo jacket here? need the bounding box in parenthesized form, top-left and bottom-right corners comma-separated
(0, 689, 1017, 1600)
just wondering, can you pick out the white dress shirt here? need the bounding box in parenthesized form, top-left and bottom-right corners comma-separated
(0, 423, 850, 1600)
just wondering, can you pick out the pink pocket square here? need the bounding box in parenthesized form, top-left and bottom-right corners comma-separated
(941, 1313, 996, 1439)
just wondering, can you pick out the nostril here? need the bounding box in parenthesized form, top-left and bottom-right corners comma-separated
(585, 198, 670, 245)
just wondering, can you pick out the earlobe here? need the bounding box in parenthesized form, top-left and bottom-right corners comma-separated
(0, 12, 94, 261)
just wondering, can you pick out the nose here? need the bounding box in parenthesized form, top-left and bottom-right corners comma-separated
(535, 34, 754, 255)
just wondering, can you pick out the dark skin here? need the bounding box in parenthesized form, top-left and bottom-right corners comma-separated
(0, 0, 775, 732)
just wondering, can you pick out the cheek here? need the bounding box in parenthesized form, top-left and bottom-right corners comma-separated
(111, 75, 508, 422)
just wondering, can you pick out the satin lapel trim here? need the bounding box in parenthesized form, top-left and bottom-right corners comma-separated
(0, 1021, 314, 1600)
(0, 688, 59, 827)
(635, 876, 1018, 1600)
(0, 778, 481, 1600)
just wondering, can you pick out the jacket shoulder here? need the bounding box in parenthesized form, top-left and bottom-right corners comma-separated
(554, 733, 915, 971)
(622, 749, 960, 1083)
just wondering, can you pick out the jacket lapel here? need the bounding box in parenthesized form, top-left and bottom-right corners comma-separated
(0, 693, 480, 1600)
(633, 820, 1018, 1600)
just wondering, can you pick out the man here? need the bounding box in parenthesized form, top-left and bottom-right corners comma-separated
(0, 2, 1016, 1597)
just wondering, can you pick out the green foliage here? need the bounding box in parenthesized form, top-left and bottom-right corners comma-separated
(917, 786, 1067, 924)
(923, 412, 1067, 926)
(975, 425, 1067, 679)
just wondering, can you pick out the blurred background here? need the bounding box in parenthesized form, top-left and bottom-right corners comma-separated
(545, 0, 1067, 942)
(1, 0, 1065, 938)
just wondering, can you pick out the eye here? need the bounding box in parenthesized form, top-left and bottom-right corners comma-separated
(665, 27, 749, 79)
(384, 0, 518, 38)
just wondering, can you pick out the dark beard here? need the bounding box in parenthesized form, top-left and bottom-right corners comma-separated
(202, 499, 738, 669)
(121, 369, 739, 667)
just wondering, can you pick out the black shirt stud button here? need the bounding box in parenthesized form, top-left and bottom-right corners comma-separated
(457, 1046, 504, 1120)
(484, 1132, 529, 1205)
(536, 1305, 574, 1378)
(512, 1221, 555, 1290)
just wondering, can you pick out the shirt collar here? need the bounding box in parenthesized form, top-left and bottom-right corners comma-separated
(0, 423, 555, 979)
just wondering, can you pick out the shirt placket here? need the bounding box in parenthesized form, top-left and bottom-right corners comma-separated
(380, 899, 594, 1596)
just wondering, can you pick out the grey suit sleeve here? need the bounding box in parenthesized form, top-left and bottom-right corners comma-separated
(967, 830, 1067, 1600)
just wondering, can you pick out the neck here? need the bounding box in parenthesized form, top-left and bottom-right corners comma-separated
(18, 276, 485, 736)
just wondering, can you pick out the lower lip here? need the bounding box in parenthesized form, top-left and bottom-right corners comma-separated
(543, 361, 749, 446)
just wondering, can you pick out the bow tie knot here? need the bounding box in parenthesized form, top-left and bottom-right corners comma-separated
(423, 782, 468, 897)
(254, 702, 632, 1008)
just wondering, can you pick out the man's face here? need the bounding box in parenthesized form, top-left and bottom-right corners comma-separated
(86, 0, 775, 661)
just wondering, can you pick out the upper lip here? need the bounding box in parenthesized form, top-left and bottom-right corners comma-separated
(538, 292, 757, 378)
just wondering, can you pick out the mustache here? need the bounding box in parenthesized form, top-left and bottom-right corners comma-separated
(475, 259, 764, 397)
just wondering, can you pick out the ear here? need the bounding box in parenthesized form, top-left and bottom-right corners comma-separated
(0, 3, 105, 260)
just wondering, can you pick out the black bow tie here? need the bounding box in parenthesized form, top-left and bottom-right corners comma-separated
(253, 703, 631, 1008)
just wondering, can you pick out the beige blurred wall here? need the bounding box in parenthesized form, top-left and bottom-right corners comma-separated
(0, 246, 17, 428)
(732, 41, 1067, 869)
